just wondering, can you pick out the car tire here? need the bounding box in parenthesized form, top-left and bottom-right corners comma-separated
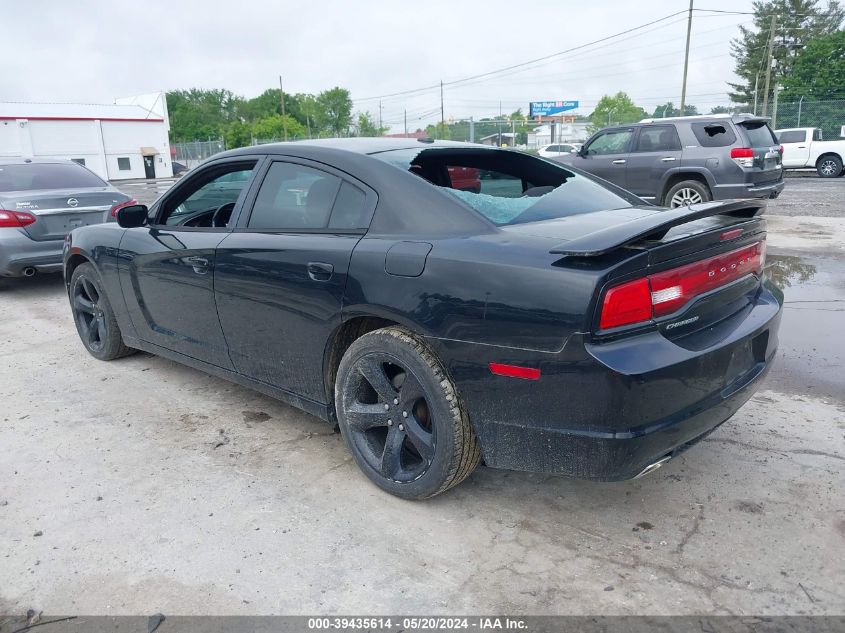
(816, 155, 843, 178)
(70, 263, 135, 361)
(334, 326, 481, 499)
(664, 180, 712, 208)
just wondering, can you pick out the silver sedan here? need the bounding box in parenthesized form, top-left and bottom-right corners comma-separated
(0, 159, 134, 277)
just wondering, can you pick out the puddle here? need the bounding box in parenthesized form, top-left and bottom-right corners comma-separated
(762, 251, 845, 403)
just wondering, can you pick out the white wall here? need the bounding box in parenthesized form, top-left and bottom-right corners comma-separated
(100, 120, 172, 179)
(0, 118, 172, 181)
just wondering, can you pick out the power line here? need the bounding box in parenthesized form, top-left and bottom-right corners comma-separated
(353, 9, 696, 102)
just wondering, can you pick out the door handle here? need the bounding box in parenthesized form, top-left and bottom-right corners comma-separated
(661, 157, 676, 162)
(612, 159, 626, 164)
(307, 261, 334, 281)
(185, 255, 210, 275)
(797, 146, 806, 148)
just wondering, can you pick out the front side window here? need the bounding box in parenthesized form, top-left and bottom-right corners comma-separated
(158, 163, 256, 227)
(249, 162, 341, 230)
(585, 129, 633, 155)
(634, 125, 681, 152)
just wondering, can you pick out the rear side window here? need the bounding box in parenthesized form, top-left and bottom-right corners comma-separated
(634, 125, 681, 152)
(777, 130, 806, 144)
(0, 162, 107, 192)
(249, 162, 341, 230)
(740, 122, 777, 147)
(690, 122, 737, 147)
(813, 129, 823, 141)
(328, 181, 369, 229)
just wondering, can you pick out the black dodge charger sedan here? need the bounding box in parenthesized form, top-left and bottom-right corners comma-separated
(63, 138, 782, 499)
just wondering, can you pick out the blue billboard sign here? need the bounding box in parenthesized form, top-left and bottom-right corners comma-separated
(529, 100, 579, 117)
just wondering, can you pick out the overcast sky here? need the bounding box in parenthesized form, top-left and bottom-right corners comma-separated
(3, 0, 755, 131)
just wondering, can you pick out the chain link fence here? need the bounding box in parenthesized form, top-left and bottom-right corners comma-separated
(172, 140, 226, 169)
(737, 98, 845, 138)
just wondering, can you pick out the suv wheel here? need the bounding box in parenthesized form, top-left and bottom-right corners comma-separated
(665, 180, 711, 208)
(817, 155, 843, 178)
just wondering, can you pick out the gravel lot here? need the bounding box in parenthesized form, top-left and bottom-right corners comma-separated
(0, 176, 843, 616)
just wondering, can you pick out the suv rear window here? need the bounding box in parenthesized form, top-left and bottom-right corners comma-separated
(690, 122, 737, 147)
(739, 121, 778, 147)
(0, 162, 107, 192)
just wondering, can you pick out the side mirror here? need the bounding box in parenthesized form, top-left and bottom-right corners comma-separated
(115, 204, 149, 228)
(577, 146, 587, 157)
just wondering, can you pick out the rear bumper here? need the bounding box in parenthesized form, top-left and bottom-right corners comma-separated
(713, 178, 785, 201)
(0, 230, 63, 276)
(429, 283, 782, 480)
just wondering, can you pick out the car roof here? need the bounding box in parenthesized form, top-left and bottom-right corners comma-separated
(218, 137, 494, 159)
(0, 157, 84, 166)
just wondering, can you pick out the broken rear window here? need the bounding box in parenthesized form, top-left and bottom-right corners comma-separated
(371, 147, 637, 227)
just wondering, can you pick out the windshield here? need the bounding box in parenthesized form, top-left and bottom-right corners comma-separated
(372, 147, 637, 226)
(0, 163, 107, 192)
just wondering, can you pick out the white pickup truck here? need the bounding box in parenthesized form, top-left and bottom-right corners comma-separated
(775, 127, 845, 177)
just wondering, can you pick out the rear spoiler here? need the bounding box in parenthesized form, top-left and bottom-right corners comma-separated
(549, 200, 765, 256)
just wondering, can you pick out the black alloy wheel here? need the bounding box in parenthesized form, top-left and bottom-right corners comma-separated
(343, 354, 436, 483)
(335, 327, 481, 499)
(70, 263, 134, 361)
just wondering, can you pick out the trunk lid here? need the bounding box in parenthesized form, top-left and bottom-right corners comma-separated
(504, 200, 768, 345)
(0, 188, 126, 241)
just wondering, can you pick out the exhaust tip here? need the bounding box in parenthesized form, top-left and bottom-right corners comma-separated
(22, 267, 36, 277)
(633, 455, 672, 479)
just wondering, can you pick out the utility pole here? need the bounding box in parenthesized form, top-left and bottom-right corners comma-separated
(378, 100, 383, 131)
(404, 109, 407, 138)
(469, 116, 474, 143)
(679, 0, 694, 113)
(753, 74, 760, 115)
(771, 83, 780, 129)
(279, 76, 288, 141)
(440, 81, 445, 131)
(762, 15, 777, 117)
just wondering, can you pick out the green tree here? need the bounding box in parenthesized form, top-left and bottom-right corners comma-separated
(251, 114, 306, 141)
(316, 87, 353, 137)
(728, 0, 844, 108)
(709, 105, 737, 114)
(781, 30, 845, 98)
(223, 119, 253, 149)
(651, 102, 700, 118)
(167, 88, 241, 142)
(589, 93, 648, 131)
(353, 112, 387, 137)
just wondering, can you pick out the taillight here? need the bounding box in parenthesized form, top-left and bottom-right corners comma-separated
(599, 278, 652, 330)
(598, 241, 766, 330)
(778, 145, 784, 154)
(730, 147, 755, 168)
(0, 209, 37, 228)
(110, 198, 138, 217)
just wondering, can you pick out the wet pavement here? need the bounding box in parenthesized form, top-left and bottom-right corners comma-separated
(763, 251, 845, 404)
